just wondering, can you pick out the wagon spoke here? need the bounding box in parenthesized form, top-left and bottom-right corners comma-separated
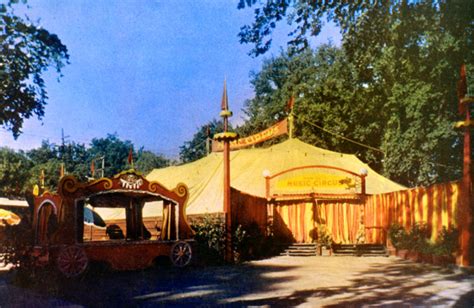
(170, 241, 192, 267)
(57, 245, 88, 278)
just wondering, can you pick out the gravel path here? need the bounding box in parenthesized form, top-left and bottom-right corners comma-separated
(0, 255, 473, 307)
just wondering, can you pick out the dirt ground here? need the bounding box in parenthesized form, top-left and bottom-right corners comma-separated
(0, 255, 473, 307)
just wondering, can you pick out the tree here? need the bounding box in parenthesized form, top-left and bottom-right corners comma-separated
(60, 141, 89, 180)
(242, 45, 384, 169)
(238, 1, 471, 186)
(179, 119, 225, 163)
(88, 134, 134, 177)
(26, 140, 62, 191)
(0, 147, 31, 197)
(26, 140, 90, 190)
(135, 149, 169, 175)
(238, 1, 473, 60)
(0, 0, 69, 138)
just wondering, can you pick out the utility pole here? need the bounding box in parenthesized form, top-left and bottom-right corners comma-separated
(60, 128, 70, 158)
(60, 128, 70, 175)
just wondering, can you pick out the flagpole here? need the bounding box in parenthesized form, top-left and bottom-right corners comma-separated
(128, 147, 134, 169)
(288, 96, 295, 139)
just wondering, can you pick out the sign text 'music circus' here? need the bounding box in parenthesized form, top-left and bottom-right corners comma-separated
(275, 173, 356, 192)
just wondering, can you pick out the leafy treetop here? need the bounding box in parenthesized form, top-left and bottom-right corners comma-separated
(0, 0, 69, 138)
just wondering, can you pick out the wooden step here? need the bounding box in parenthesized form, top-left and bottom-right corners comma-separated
(333, 244, 388, 257)
(281, 243, 318, 257)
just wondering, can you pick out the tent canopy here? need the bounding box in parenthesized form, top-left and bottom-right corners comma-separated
(147, 138, 405, 215)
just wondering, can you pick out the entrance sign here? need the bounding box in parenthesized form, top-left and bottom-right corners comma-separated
(212, 118, 288, 152)
(275, 173, 356, 191)
(265, 165, 367, 200)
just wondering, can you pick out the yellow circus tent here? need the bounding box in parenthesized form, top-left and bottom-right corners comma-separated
(146, 138, 405, 216)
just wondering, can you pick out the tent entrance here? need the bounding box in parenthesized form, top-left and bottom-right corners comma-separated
(272, 198, 365, 244)
(266, 165, 367, 245)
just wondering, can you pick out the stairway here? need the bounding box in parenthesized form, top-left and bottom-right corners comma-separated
(280, 243, 318, 256)
(332, 244, 388, 257)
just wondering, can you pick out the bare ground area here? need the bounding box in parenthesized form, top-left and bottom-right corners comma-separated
(0, 256, 473, 307)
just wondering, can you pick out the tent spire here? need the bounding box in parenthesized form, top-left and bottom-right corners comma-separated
(221, 78, 229, 112)
(214, 78, 239, 263)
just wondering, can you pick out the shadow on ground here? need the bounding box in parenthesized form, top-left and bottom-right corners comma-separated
(1, 262, 300, 307)
(238, 260, 474, 307)
(1, 258, 473, 307)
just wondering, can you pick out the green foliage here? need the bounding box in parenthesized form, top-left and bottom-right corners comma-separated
(135, 149, 169, 175)
(192, 215, 226, 264)
(238, 1, 473, 61)
(232, 225, 248, 263)
(25, 140, 89, 192)
(191, 215, 270, 264)
(241, 46, 384, 169)
(237, 221, 278, 260)
(0, 0, 69, 138)
(0, 216, 34, 270)
(388, 222, 458, 257)
(88, 134, 134, 177)
(59, 142, 89, 180)
(0, 135, 170, 197)
(407, 222, 431, 251)
(0, 147, 31, 196)
(237, 0, 472, 186)
(388, 223, 409, 250)
(315, 224, 332, 248)
(179, 119, 225, 163)
(432, 226, 458, 257)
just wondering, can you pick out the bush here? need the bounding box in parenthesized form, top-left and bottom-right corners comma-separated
(388, 223, 405, 249)
(432, 226, 458, 257)
(408, 222, 430, 251)
(192, 216, 276, 264)
(388, 223, 459, 258)
(192, 215, 226, 265)
(238, 222, 278, 260)
(316, 224, 333, 248)
(0, 217, 34, 270)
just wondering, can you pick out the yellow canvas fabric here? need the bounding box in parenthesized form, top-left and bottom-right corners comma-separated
(146, 138, 405, 215)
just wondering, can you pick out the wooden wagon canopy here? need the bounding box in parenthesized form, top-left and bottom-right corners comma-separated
(59, 170, 188, 204)
(48, 170, 191, 221)
(147, 138, 405, 215)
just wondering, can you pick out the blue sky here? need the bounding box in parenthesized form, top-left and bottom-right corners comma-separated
(1, 0, 341, 158)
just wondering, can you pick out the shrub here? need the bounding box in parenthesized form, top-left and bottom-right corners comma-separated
(192, 215, 226, 264)
(238, 222, 278, 260)
(0, 217, 34, 269)
(316, 224, 332, 248)
(432, 226, 458, 257)
(232, 225, 247, 263)
(388, 223, 413, 250)
(191, 215, 256, 264)
(408, 222, 430, 251)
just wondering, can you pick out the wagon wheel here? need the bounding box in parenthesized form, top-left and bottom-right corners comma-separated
(170, 241, 192, 267)
(57, 245, 88, 278)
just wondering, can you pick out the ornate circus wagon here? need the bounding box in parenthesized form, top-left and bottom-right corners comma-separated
(31, 170, 194, 277)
